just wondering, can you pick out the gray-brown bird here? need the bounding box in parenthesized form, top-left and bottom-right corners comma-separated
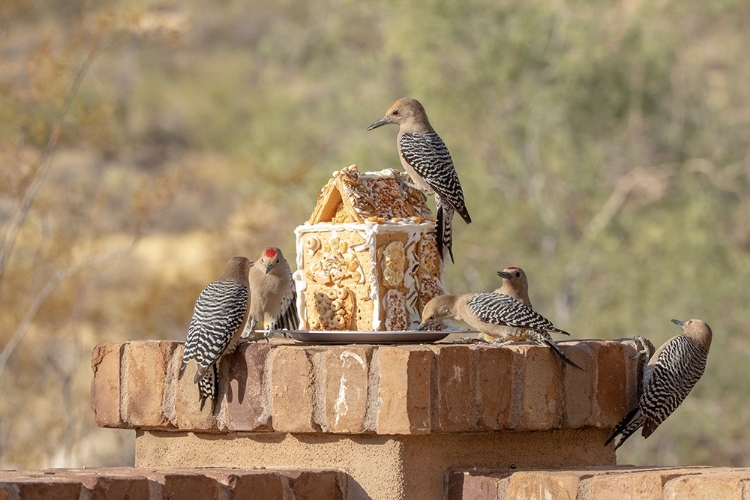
(419, 292, 581, 369)
(478, 266, 533, 343)
(367, 98, 471, 262)
(179, 256, 252, 411)
(605, 318, 712, 450)
(242, 247, 298, 339)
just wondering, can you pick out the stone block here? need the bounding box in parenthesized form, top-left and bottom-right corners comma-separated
(375, 346, 433, 435)
(667, 473, 745, 500)
(121, 341, 176, 428)
(221, 342, 273, 432)
(433, 345, 474, 432)
(322, 346, 372, 433)
(286, 470, 346, 500)
(89, 474, 152, 500)
(161, 472, 223, 499)
(271, 346, 317, 433)
(90, 343, 123, 428)
(506, 471, 580, 500)
(474, 346, 513, 430)
(519, 345, 563, 430)
(561, 341, 595, 428)
(592, 341, 630, 428)
(589, 471, 664, 500)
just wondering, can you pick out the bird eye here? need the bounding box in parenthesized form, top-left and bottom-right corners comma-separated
(392, 110, 399, 116)
(515, 272, 521, 277)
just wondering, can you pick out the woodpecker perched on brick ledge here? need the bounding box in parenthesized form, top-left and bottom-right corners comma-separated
(242, 247, 298, 339)
(419, 291, 581, 369)
(367, 98, 471, 262)
(179, 256, 252, 411)
(605, 318, 712, 450)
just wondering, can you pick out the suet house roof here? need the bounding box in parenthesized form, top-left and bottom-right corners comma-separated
(308, 165, 434, 225)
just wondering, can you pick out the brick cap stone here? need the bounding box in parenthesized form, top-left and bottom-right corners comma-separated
(0, 467, 346, 500)
(447, 466, 750, 500)
(91, 339, 642, 435)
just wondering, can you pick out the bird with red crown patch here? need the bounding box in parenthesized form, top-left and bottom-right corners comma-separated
(242, 247, 298, 340)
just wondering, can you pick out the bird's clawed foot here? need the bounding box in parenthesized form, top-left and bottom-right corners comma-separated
(452, 336, 488, 344)
(631, 336, 654, 362)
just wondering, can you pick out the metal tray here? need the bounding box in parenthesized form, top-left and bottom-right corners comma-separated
(286, 330, 452, 344)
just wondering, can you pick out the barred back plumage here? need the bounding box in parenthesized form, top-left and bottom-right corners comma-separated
(468, 292, 569, 335)
(640, 336, 708, 435)
(399, 131, 471, 223)
(182, 280, 249, 380)
(605, 329, 710, 449)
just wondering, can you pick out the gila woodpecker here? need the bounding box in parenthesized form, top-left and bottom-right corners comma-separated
(242, 247, 299, 339)
(179, 256, 252, 412)
(367, 97, 471, 262)
(605, 318, 712, 450)
(477, 266, 535, 343)
(419, 292, 581, 369)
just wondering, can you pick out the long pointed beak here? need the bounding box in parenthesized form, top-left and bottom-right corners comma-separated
(671, 319, 685, 328)
(264, 264, 273, 274)
(366, 118, 390, 131)
(417, 322, 428, 331)
(496, 271, 512, 279)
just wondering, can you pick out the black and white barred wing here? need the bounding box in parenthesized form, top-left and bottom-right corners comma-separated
(186, 281, 249, 382)
(399, 131, 471, 223)
(468, 292, 556, 331)
(640, 335, 708, 438)
(270, 282, 299, 331)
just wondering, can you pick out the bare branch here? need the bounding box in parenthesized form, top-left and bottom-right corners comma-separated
(0, 36, 118, 295)
(0, 239, 137, 378)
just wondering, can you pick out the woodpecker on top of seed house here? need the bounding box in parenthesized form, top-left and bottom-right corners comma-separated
(367, 97, 471, 263)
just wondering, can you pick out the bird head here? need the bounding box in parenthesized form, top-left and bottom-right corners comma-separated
(497, 266, 528, 294)
(417, 295, 455, 330)
(259, 247, 281, 274)
(367, 97, 430, 131)
(671, 318, 713, 352)
(220, 256, 252, 284)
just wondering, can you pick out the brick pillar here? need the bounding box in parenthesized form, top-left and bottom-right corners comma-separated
(91, 339, 643, 500)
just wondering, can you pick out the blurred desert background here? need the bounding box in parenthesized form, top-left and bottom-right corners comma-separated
(1, 0, 749, 469)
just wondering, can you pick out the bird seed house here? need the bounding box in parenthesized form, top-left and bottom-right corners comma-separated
(293, 165, 445, 331)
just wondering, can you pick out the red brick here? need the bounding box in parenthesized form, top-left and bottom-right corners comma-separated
(445, 470, 509, 500)
(271, 346, 317, 433)
(162, 473, 223, 500)
(433, 345, 474, 432)
(519, 345, 563, 430)
(474, 346, 513, 430)
(89, 475, 151, 500)
(589, 471, 664, 500)
(667, 474, 745, 499)
(286, 470, 346, 500)
(220, 342, 273, 432)
(592, 341, 630, 427)
(90, 343, 123, 428)
(122, 341, 176, 428)
(16, 482, 82, 500)
(375, 346, 434, 434)
(226, 471, 286, 498)
(506, 471, 580, 500)
(323, 346, 372, 433)
(561, 341, 595, 428)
